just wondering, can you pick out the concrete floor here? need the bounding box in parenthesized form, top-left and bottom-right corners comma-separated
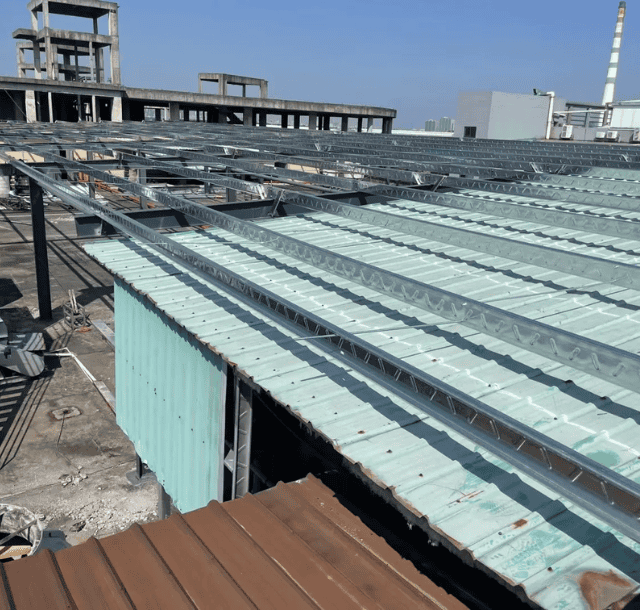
(0, 201, 158, 553)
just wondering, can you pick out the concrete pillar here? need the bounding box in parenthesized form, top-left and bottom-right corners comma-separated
(48, 92, 54, 123)
(91, 96, 97, 122)
(293, 114, 300, 129)
(95, 47, 102, 83)
(243, 107, 252, 126)
(260, 81, 268, 98)
(259, 112, 267, 127)
(42, 1, 55, 79)
(367, 117, 374, 132)
(25, 90, 37, 123)
(309, 113, 317, 130)
(112, 96, 123, 122)
(32, 44, 42, 79)
(323, 115, 331, 131)
(89, 41, 95, 81)
(242, 84, 246, 98)
(281, 114, 288, 129)
(17, 45, 25, 78)
(219, 75, 228, 96)
(382, 117, 393, 134)
(73, 45, 79, 81)
(357, 117, 363, 132)
(184, 109, 190, 121)
(109, 9, 121, 84)
(168, 102, 180, 121)
(218, 108, 228, 124)
(341, 116, 349, 132)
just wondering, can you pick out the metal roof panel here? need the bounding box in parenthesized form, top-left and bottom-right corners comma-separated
(84, 196, 640, 608)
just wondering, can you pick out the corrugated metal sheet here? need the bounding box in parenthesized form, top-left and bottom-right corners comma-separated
(115, 281, 226, 513)
(0, 475, 465, 610)
(84, 194, 640, 609)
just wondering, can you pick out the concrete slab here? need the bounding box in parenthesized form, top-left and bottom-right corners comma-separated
(0, 203, 157, 552)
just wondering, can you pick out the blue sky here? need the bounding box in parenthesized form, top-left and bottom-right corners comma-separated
(2, 0, 638, 127)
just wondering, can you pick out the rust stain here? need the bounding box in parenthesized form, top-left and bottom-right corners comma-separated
(0, 477, 468, 610)
(449, 490, 484, 505)
(578, 570, 637, 610)
(511, 519, 527, 529)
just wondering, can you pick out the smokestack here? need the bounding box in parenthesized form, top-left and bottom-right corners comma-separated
(602, 1, 626, 105)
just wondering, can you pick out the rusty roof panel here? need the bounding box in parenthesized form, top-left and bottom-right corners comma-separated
(0, 475, 464, 610)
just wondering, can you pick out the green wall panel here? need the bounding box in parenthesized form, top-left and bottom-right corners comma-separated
(114, 280, 225, 513)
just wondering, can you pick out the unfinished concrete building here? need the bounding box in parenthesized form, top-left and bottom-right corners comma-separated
(0, 0, 395, 131)
(13, 0, 121, 83)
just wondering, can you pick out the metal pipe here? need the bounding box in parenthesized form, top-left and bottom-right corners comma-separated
(545, 91, 555, 140)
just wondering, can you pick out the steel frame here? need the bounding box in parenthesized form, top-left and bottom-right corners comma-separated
(9, 141, 640, 400)
(5, 153, 640, 545)
(5, 122, 640, 544)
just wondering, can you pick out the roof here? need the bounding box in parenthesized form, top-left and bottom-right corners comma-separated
(27, 0, 117, 18)
(0, 475, 464, 610)
(85, 188, 640, 609)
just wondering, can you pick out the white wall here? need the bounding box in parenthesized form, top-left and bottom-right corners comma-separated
(611, 107, 640, 128)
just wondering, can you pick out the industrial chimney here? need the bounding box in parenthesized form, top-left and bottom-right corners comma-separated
(602, 1, 626, 105)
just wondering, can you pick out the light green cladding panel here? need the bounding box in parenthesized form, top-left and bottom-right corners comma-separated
(114, 280, 225, 513)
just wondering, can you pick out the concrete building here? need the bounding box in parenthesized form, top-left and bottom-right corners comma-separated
(454, 91, 562, 140)
(0, 0, 396, 131)
(425, 117, 455, 133)
(438, 116, 454, 132)
(13, 0, 121, 84)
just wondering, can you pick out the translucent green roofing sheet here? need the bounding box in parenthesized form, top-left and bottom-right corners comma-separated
(85, 195, 640, 609)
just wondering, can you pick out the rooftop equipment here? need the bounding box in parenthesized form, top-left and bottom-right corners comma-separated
(560, 124, 574, 140)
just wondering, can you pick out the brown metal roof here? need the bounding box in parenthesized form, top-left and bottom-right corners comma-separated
(0, 475, 466, 609)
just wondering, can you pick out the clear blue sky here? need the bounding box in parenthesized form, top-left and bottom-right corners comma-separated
(2, 0, 639, 128)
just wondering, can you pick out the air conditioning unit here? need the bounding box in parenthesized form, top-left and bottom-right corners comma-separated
(560, 125, 573, 140)
(595, 131, 607, 140)
(606, 130, 619, 141)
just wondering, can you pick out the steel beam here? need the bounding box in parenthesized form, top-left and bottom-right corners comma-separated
(14, 146, 640, 400)
(93, 150, 640, 291)
(6, 155, 640, 544)
(368, 184, 640, 242)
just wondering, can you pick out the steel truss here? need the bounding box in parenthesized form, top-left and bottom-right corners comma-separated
(5, 152, 640, 546)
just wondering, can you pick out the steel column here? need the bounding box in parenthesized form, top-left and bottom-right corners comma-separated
(29, 178, 52, 320)
(232, 378, 252, 499)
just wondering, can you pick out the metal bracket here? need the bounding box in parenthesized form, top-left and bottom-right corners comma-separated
(268, 191, 283, 217)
